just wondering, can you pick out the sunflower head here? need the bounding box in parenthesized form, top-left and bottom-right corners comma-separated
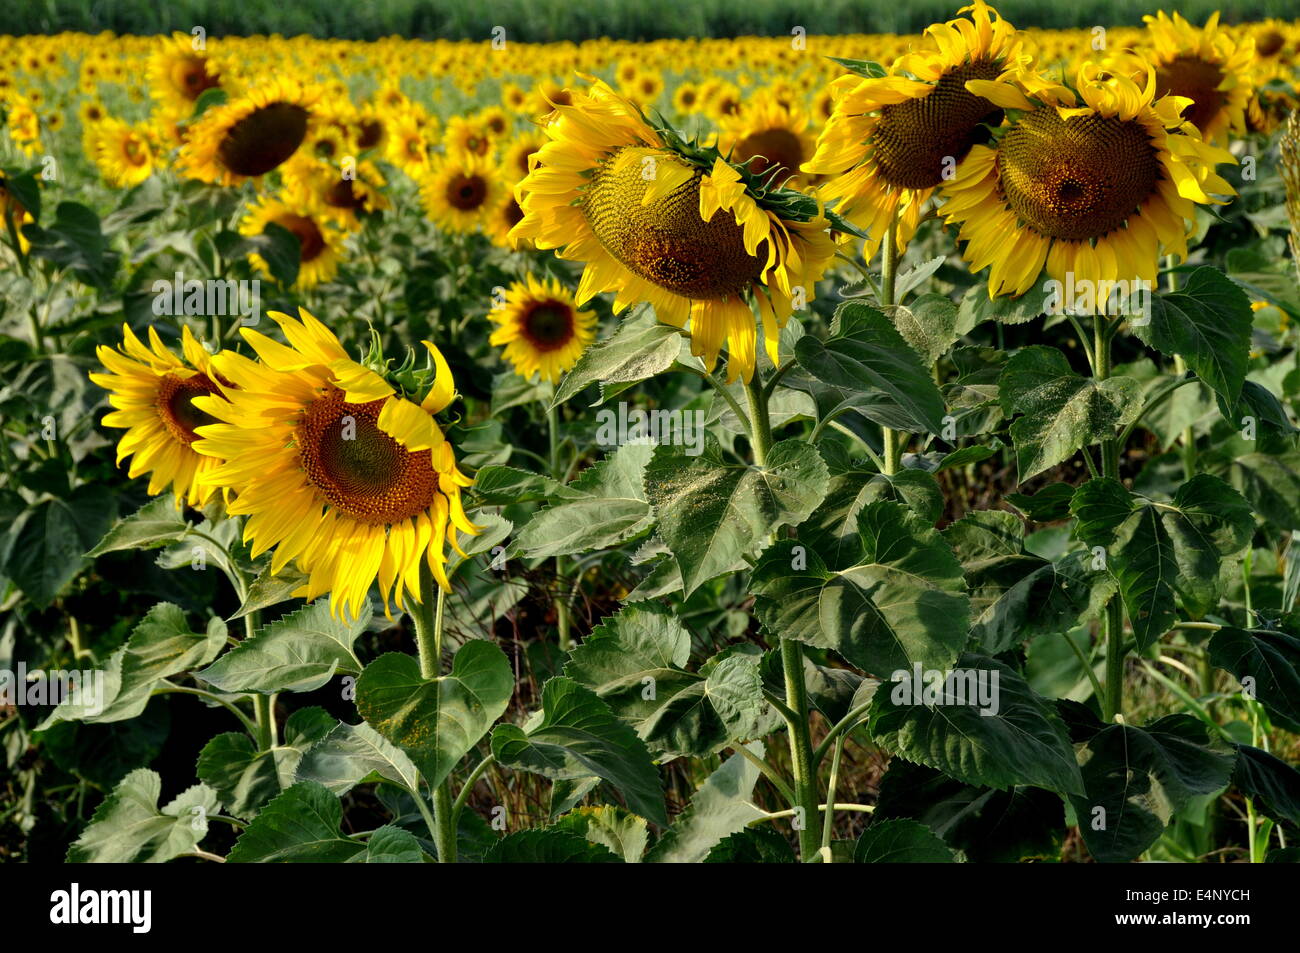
(177, 78, 319, 186)
(147, 32, 222, 113)
(86, 116, 155, 188)
(239, 192, 345, 288)
(192, 308, 479, 619)
(89, 324, 230, 509)
(490, 275, 598, 384)
(420, 151, 504, 234)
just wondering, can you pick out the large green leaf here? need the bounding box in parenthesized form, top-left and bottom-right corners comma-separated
(645, 742, 767, 862)
(753, 500, 968, 676)
(4, 484, 115, 607)
(1135, 266, 1253, 405)
(483, 828, 622, 863)
(552, 806, 649, 863)
(643, 437, 828, 596)
(198, 600, 369, 694)
(87, 496, 191, 556)
(888, 293, 972, 366)
(1232, 745, 1300, 829)
(295, 720, 421, 796)
(564, 604, 776, 759)
(362, 824, 426, 863)
(1072, 476, 1254, 648)
(516, 440, 655, 559)
(227, 781, 366, 863)
(66, 768, 220, 863)
(869, 653, 1084, 796)
(195, 707, 336, 819)
(854, 818, 955, 863)
(998, 346, 1142, 481)
(800, 468, 943, 572)
(356, 640, 513, 789)
(491, 677, 667, 826)
(552, 313, 683, 408)
(794, 302, 947, 435)
(41, 602, 227, 727)
(1208, 627, 1300, 734)
(1070, 714, 1235, 863)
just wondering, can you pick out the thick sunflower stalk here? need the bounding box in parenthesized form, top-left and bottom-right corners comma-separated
(1282, 111, 1300, 282)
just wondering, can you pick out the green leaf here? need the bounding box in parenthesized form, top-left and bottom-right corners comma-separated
(958, 283, 1044, 327)
(294, 720, 421, 796)
(198, 600, 369, 694)
(356, 641, 513, 789)
(363, 824, 426, 863)
(552, 313, 682, 408)
(1232, 745, 1300, 829)
(800, 468, 943, 571)
(869, 652, 1084, 796)
(645, 742, 767, 862)
(483, 828, 622, 863)
(66, 768, 219, 863)
(1072, 476, 1253, 648)
(4, 484, 115, 607)
(516, 441, 655, 559)
(826, 56, 886, 78)
(754, 501, 968, 675)
(227, 781, 364, 863)
(1006, 484, 1075, 522)
(643, 437, 828, 597)
(564, 604, 776, 759)
(1225, 451, 1300, 532)
(998, 346, 1142, 480)
(492, 677, 667, 826)
(888, 293, 971, 365)
(552, 806, 649, 862)
(704, 827, 797, 863)
(1136, 266, 1253, 405)
(854, 818, 955, 863)
(87, 496, 190, 556)
(1209, 627, 1300, 734)
(41, 602, 227, 727)
(230, 562, 309, 619)
(24, 201, 118, 287)
(472, 465, 573, 505)
(195, 707, 335, 819)
(795, 302, 947, 435)
(1070, 715, 1235, 863)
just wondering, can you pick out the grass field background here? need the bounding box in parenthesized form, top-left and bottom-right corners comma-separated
(7, 0, 1298, 41)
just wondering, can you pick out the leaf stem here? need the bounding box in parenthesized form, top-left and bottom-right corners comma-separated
(1094, 316, 1126, 721)
(879, 206, 905, 475)
(548, 402, 573, 652)
(414, 564, 458, 863)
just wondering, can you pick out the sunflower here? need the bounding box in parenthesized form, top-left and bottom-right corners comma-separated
(803, 0, 1030, 261)
(942, 60, 1235, 299)
(177, 77, 319, 186)
(1135, 11, 1255, 146)
(0, 174, 34, 254)
(501, 129, 545, 181)
(147, 32, 222, 114)
(489, 275, 597, 383)
(485, 192, 526, 248)
(501, 81, 529, 114)
(510, 79, 838, 382)
(718, 89, 817, 187)
(191, 309, 479, 619)
(87, 117, 155, 188)
(444, 115, 492, 158)
(4, 93, 42, 157)
(89, 325, 229, 509)
(239, 194, 345, 288)
(420, 151, 503, 234)
(385, 106, 436, 174)
(282, 153, 389, 228)
(671, 82, 701, 116)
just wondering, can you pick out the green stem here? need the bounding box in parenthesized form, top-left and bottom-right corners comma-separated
(780, 637, 820, 862)
(414, 565, 457, 862)
(1165, 257, 1196, 479)
(820, 736, 845, 855)
(450, 754, 496, 825)
(1095, 317, 1125, 721)
(743, 375, 773, 465)
(152, 683, 260, 738)
(548, 402, 572, 652)
(245, 612, 276, 749)
(879, 208, 904, 475)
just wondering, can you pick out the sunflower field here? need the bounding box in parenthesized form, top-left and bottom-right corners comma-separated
(2, 4, 1300, 869)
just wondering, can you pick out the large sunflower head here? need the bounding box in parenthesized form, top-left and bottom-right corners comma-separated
(147, 32, 223, 114)
(510, 78, 840, 382)
(177, 78, 319, 186)
(89, 325, 231, 509)
(942, 59, 1236, 301)
(281, 153, 389, 228)
(191, 308, 479, 620)
(489, 275, 597, 384)
(420, 150, 504, 234)
(1134, 11, 1255, 146)
(239, 193, 345, 288)
(803, 0, 1030, 261)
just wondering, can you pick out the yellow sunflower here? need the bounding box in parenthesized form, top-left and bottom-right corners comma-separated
(87, 117, 155, 188)
(385, 106, 436, 175)
(89, 325, 230, 509)
(191, 309, 479, 619)
(485, 192, 526, 248)
(239, 194, 345, 288)
(1135, 11, 1255, 146)
(803, 0, 1030, 261)
(942, 60, 1236, 298)
(420, 151, 504, 234)
(718, 89, 817, 187)
(147, 32, 222, 114)
(444, 114, 492, 158)
(177, 77, 319, 187)
(501, 129, 546, 181)
(510, 78, 838, 383)
(281, 153, 389, 228)
(489, 275, 597, 384)
(0, 175, 34, 254)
